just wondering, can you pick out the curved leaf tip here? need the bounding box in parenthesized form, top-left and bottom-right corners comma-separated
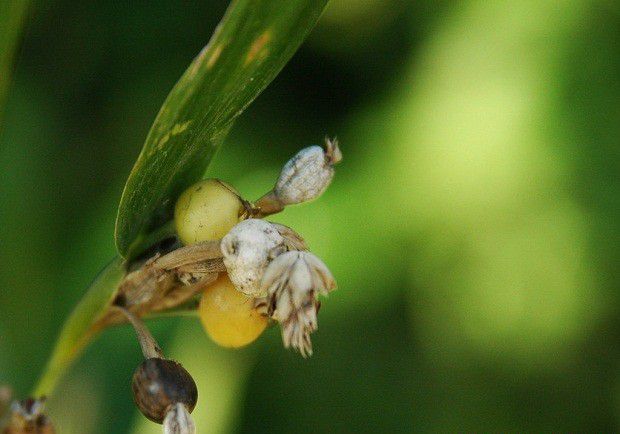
(115, 0, 329, 259)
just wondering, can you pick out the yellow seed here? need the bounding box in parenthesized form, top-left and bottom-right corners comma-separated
(199, 274, 268, 348)
(174, 179, 244, 245)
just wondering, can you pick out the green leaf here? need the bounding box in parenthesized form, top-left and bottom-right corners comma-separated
(0, 0, 29, 126)
(115, 0, 329, 259)
(33, 259, 125, 397)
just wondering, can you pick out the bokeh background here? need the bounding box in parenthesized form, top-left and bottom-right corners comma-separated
(2, 0, 620, 432)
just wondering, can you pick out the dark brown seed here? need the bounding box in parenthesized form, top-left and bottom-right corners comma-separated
(131, 358, 198, 424)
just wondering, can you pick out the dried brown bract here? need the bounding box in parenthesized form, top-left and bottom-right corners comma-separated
(2, 398, 54, 434)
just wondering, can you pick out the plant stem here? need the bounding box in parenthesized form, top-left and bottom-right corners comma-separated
(31, 256, 206, 397)
(112, 306, 164, 359)
(146, 305, 200, 320)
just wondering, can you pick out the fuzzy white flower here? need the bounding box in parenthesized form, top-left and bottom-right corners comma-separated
(220, 219, 286, 297)
(259, 251, 336, 357)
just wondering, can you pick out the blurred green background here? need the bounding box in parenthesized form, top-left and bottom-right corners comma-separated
(2, 0, 620, 432)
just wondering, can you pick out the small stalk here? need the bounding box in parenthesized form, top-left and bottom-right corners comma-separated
(114, 305, 197, 433)
(31, 241, 222, 399)
(253, 191, 284, 217)
(112, 306, 163, 359)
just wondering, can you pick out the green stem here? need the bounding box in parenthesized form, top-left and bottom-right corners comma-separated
(32, 258, 126, 397)
(146, 305, 200, 320)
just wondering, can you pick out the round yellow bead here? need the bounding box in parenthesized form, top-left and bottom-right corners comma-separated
(198, 274, 268, 348)
(174, 179, 244, 245)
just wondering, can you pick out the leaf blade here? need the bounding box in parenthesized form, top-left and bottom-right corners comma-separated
(115, 0, 328, 258)
(0, 0, 29, 126)
(33, 258, 125, 397)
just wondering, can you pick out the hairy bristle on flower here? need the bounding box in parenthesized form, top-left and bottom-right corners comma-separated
(260, 251, 336, 357)
(163, 403, 196, 434)
(324, 136, 342, 165)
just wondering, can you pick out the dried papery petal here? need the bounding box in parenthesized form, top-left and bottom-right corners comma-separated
(324, 136, 343, 165)
(221, 219, 286, 297)
(260, 251, 336, 357)
(163, 403, 196, 434)
(4, 398, 55, 434)
(269, 222, 307, 251)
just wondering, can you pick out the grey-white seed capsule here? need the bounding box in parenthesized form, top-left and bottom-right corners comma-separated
(220, 219, 286, 297)
(274, 138, 342, 206)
